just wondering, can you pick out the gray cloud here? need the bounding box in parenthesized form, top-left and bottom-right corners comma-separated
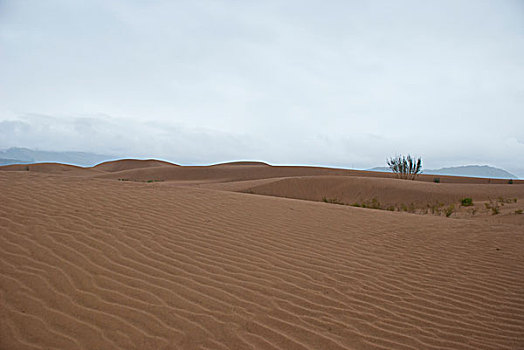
(1, 0, 523, 176)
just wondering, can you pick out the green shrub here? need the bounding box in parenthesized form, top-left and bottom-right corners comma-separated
(508, 179, 513, 184)
(387, 155, 422, 180)
(515, 209, 523, 215)
(433, 177, 440, 183)
(460, 198, 473, 207)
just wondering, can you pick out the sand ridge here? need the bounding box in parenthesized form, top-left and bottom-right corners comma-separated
(1, 161, 524, 349)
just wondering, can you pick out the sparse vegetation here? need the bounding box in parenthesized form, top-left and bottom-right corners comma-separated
(322, 197, 345, 205)
(387, 155, 422, 180)
(429, 202, 445, 215)
(444, 204, 455, 217)
(118, 178, 130, 181)
(319, 193, 519, 218)
(485, 200, 500, 215)
(146, 179, 164, 183)
(360, 198, 382, 209)
(460, 198, 473, 207)
(433, 177, 440, 183)
(508, 179, 513, 184)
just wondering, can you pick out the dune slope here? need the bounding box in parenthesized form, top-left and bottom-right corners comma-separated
(1, 171, 523, 349)
(236, 175, 524, 207)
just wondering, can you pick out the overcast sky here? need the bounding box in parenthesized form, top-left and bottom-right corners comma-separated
(1, 0, 523, 176)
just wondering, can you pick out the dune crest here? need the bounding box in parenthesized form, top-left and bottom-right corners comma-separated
(94, 159, 178, 172)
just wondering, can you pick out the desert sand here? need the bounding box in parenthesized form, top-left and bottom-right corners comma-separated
(1, 160, 523, 349)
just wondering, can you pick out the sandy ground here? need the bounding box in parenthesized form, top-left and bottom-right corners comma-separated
(1, 160, 523, 349)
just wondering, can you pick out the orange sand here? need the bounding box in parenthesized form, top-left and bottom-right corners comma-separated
(1, 160, 523, 349)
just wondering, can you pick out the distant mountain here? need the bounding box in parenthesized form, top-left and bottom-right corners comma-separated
(0, 158, 32, 166)
(0, 147, 114, 167)
(428, 165, 517, 179)
(368, 165, 517, 179)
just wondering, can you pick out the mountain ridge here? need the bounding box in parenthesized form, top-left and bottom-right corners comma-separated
(369, 165, 517, 179)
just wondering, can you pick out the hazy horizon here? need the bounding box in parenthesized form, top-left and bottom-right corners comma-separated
(1, 1, 523, 176)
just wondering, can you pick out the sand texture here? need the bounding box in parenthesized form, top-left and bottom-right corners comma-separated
(1, 161, 524, 349)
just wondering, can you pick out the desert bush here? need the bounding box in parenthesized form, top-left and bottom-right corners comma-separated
(485, 200, 500, 215)
(433, 177, 440, 183)
(515, 209, 523, 215)
(444, 204, 455, 217)
(387, 155, 422, 180)
(508, 179, 513, 184)
(460, 198, 473, 207)
(361, 198, 382, 209)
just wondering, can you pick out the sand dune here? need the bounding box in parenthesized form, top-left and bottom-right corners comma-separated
(1, 161, 524, 349)
(210, 161, 271, 167)
(234, 175, 524, 207)
(94, 159, 178, 172)
(0, 162, 100, 176)
(1, 159, 520, 184)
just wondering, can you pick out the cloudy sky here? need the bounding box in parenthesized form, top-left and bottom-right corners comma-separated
(1, 0, 523, 176)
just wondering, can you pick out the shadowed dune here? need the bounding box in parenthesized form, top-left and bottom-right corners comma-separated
(1, 161, 524, 349)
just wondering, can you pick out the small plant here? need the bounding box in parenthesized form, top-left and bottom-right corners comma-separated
(508, 179, 513, 184)
(485, 199, 500, 215)
(24, 166, 30, 171)
(515, 209, 523, 215)
(350, 202, 361, 207)
(118, 178, 130, 181)
(460, 198, 473, 207)
(433, 177, 440, 183)
(387, 154, 422, 180)
(365, 198, 382, 209)
(322, 197, 345, 205)
(444, 204, 455, 217)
